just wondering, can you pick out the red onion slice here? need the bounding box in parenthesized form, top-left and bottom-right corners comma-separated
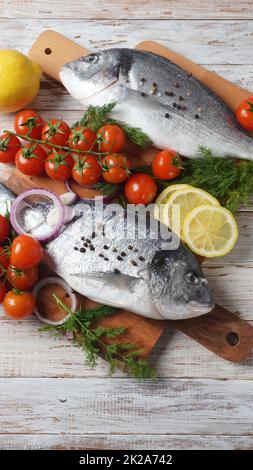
(10, 189, 65, 244)
(33, 276, 77, 325)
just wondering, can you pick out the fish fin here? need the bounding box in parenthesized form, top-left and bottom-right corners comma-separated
(69, 271, 140, 292)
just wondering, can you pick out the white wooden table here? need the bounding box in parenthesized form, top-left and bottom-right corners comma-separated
(0, 0, 253, 450)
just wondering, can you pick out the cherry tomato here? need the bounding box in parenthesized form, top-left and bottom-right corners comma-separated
(41, 119, 70, 149)
(98, 124, 125, 153)
(7, 265, 39, 290)
(0, 246, 10, 275)
(152, 150, 182, 180)
(102, 154, 130, 184)
(0, 281, 7, 304)
(0, 215, 10, 243)
(69, 126, 97, 152)
(10, 235, 43, 270)
(72, 155, 101, 186)
(15, 144, 47, 176)
(3, 290, 35, 320)
(14, 109, 44, 139)
(124, 173, 158, 205)
(0, 133, 22, 164)
(236, 98, 253, 131)
(45, 150, 73, 181)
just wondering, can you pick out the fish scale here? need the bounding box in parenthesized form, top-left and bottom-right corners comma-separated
(60, 48, 253, 160)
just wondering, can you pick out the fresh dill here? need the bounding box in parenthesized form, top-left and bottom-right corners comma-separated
(95, 181, 119, 196)
(40, 295, 156, 379)
(177, 147, 253, 212)
(72, 102, 116, 131)
(71, 102, 152, 149)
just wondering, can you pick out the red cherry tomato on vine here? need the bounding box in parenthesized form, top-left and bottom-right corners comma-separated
(124, 173, 158, 205)
(0, 281, 7, 304)
(3, 290, 35, 320)
(0, 133, 22, 164)
(102, 154, 130, 184)
(152, 149, 182, 180)
(45, 150, 73, 181)
(10, 235, 43, 270)
(72, 155, 101, 186)
(69, 127, 97, 152)
(7, 264, 39, 290)
(0, 215, 10, 243)
(98, 124, 125, 153)
(14, 109, 44, 139)
(41, 119, 70, 147)
(236, 97, 253, 131)
(15, 144, 47, 176)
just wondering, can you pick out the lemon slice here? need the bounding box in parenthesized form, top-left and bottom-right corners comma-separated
(154, 184, 191, 220)
(183, 205, 238, 257)
(160, 186, 220, 238)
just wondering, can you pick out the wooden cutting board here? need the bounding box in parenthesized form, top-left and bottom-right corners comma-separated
(6, 29, 252, 363)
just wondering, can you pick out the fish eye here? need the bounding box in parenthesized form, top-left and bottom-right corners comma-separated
(184, 271, 200, 286)
(85, 54, 99, 64)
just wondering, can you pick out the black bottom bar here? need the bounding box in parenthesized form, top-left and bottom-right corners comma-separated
(0, 449, 252, 467)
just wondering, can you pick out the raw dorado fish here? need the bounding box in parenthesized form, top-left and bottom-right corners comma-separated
(60, 48, 253, 160)
(0, 183, 214, 320)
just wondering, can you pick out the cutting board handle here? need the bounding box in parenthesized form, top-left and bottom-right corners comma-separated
(168, 304, 253, 362)
(29, 30, 89, 81)
(27, 30, 253, 362)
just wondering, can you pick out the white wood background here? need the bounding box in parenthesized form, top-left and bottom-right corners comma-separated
(0, 0, 253, 450)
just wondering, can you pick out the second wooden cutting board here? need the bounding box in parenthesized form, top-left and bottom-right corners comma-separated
(24, 30, 253, 362)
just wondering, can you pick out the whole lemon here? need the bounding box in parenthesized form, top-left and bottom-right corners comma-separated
(0, 50, 41, 113)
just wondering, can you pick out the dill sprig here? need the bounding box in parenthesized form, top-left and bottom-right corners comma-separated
(95, 181, 119, 196)
(72, 102, 116, 131)
(177, 147, 253, 212)
(72, 102, 152, 149)
(40, 295, 156, 379)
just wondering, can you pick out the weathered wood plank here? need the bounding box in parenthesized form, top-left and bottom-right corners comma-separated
(1, 311, 253, 380)
(1, 20, 253, 65)
(0, 377, 252, 435)
(0, 433, 252, 450)
(0, 1, 252, 20)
